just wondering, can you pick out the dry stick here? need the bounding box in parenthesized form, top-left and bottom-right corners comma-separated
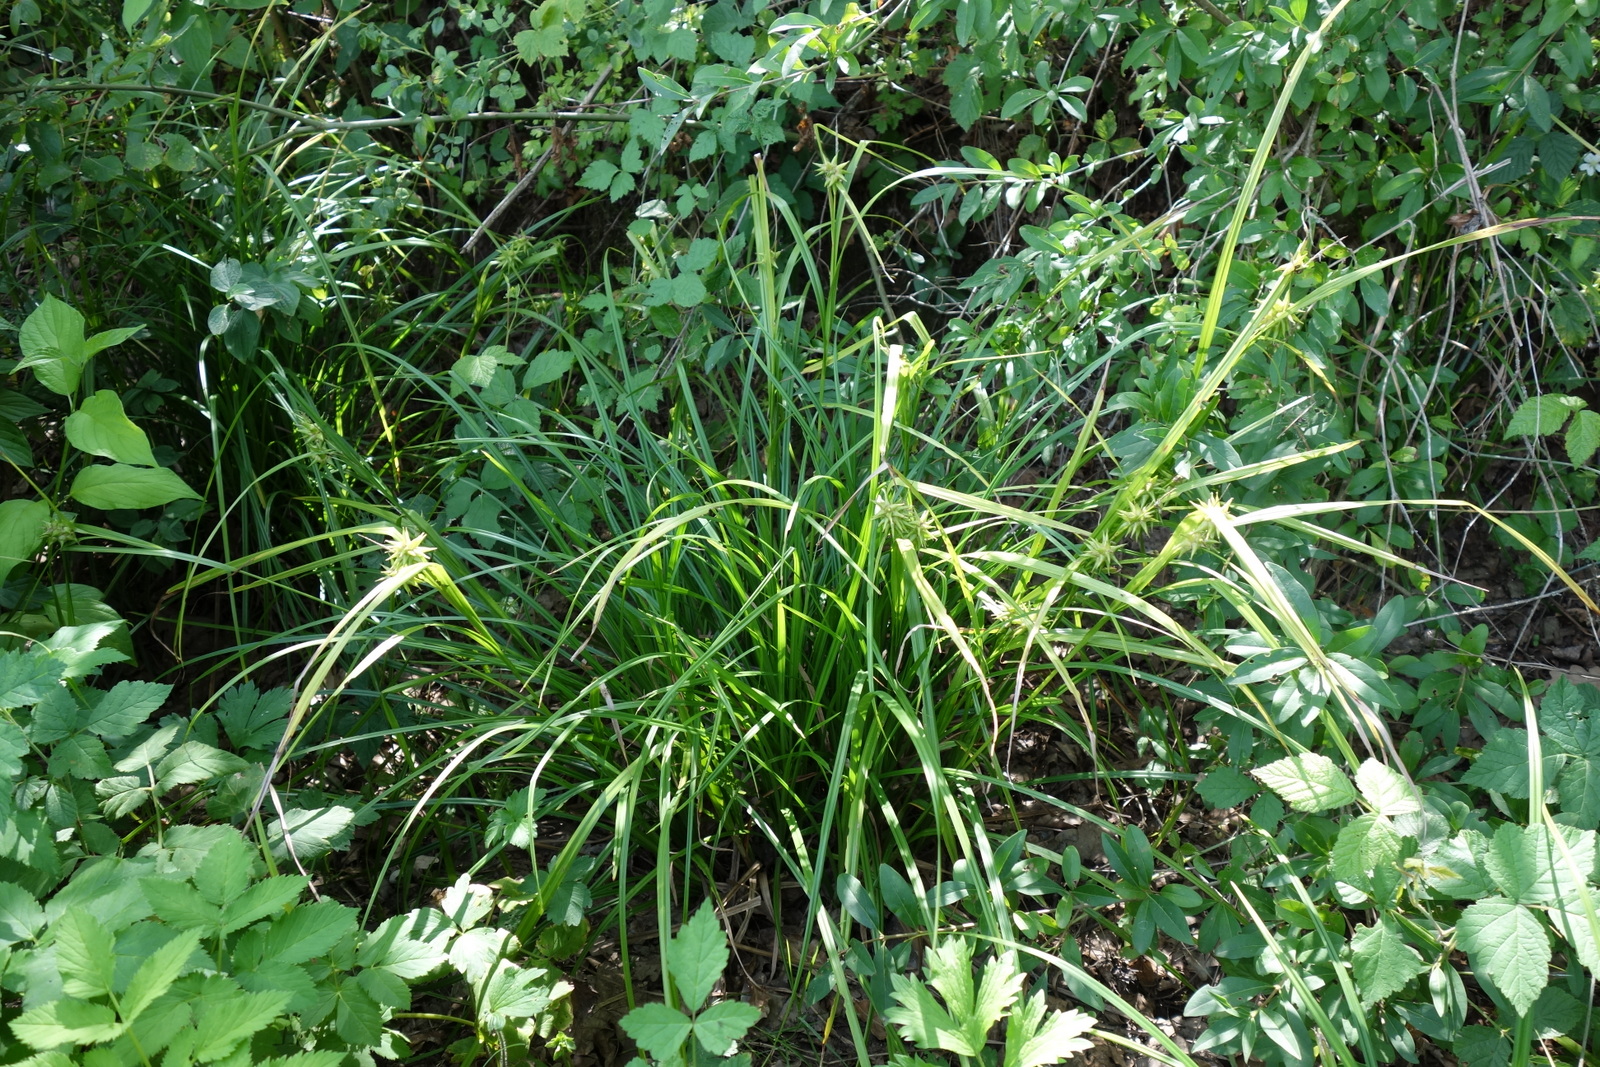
(464, 61, 618, 254)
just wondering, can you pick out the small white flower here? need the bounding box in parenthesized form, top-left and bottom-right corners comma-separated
(1580, 151, 1600, 177)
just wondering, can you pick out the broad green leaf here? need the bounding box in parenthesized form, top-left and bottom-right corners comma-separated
(666, 901, 728, 1012)
(1461, 729, 1554, 797)
(121, 930, 201, 1023)
(220, 876, 308, 934)
(1197, 766, 1257, 809)
(49, 733, 113, 779)
(1253, 752, 1359, 812)
(1330, 813, 1401, 899)
(55, 909, 116, 998)
(356, 967, 412, 1011)
(332, 980, 383, 1047)
(193, 988, 292, 1060)
(64, 391, 157, 467)
(1506, 395, 1575, 439)
(1568, 409, 1600, 467)
(1558, 758, 1600, 828)
(194, 831, 253, 906)
(84, 680, 168, 740)
(0, 647, 64, 711)
(266, 804, 358, 863)
(0, 498, 50, 588)
(448, 926, 518, 984)
(837, 873, 879, 931)
(0, 882, 44, 945)
(620, 1002, 693, 1060)
(215, 683, 291, 751)
(142, 877, 222, 933)
(10, 1000, 122, 1049)
(17, 294, 89, 395)
(0, 419, 32, 467)
(483, 962, 565, 1019)
(693, 1000, 761, 1057)
(156, 742, 247, 792)
(1483, 823, 1596, 905)
(358, 909, 453, 979)
(70, 464, 200, 510)
(523, 349, 574, 389)
(261, 899, 357, 965)
(1424, 831, 1496, 898)
(1351, 917, 1424, 1007)
(1551, 902, 1600, 975)
(671, 272, 707, 307)
(1456, 897, 1550, 1015)
(1354, 759, 1420, 815)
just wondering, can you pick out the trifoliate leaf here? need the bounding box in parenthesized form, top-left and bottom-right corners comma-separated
(1253, 752, 1359, 812)
(1456, 897, 1550, 1015)
(620, 1002, 693, 1060)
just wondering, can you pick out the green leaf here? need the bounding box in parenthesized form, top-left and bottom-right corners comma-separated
(0, 419, 33, 467)
(0, 647, 64, 711)
(70, 464, 200, 510)
(0, 882, 44, 945)
(17, 294, 89, 395)
(1351, 917, 1424, 1007)
(943, 55, 985, 129)
(1483, 823, 1596, 905)
(513, 0, 569, 61)
(194, 830, 253, 906)
(193, 988, 292, 1060)
(1253, 752, 1360, 812)
(332, 980, 383, 1047)
(1568, 409, 1600, 467)
(64, 391, 157, 467)
(216, 683, 291, 751)
(667, 901, 729, 1012)
(84, 680, 168, 740)
(578, 158, 620, 192)
(523, 349, 575, 389)
(1004, 989, 1095, 1067)
(694, 1000, 762, 1056)
(156, 741, 247, 792)
(221, 876, 308, 934)
(0, 498, 50, 588)
(1462, 729, 1552, 797)
(1197, 766, 1257, 809)
(267, 804, 358, 863)
(121, 930, 201, 1023)
(1506, 395, 1575, 439)
(56, 908, 117, 998)
(10, 1000, 122, 1049)
(1541, 131, 1581, 181)
(619, 1002, 694, 1060)
(261, 899, 357, 965)
(1354, 759, 1420, 815)
(358, 910, 453, 979)
(142, 876, 223, 933)
(886, 970, 970, 1054)
(1456, 897, 1550, 1015)
(671, 272, 707, 307)
(1331, 813, 1402, 899)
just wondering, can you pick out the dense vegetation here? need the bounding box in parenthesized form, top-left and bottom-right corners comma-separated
(3, 0, 1600, 1062)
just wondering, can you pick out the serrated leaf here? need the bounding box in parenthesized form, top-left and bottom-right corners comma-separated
(1355, 759, 1420, 815)
(0, 882, 44, 945)
(1462, 729, 1554, 798)
(1507, 395, 1575, 439)
(523, 349, 575, 389)
(1541, 131, 1581, 180)
(221, 876, 308, 934)
(10, 1000, 121, 1049)
(143, 876, 223, 932)
(667, 901, 728, 1012)
(216, 682, 291, 751)
(55, 908, 116, 998)
(121, 930, 201, 1022)
(358, 910, 452, 979)
(1197, 766, 1257, 809)
(1568, 409, 1600, 467)
(1253, 752, 1359, 812)
(1351, 916, 1424, 1007)
(1424, 830, 1496, 898)
(1456, 897, 1550, 1015)
(70, 464, 200, 510)
(194, 988, 292, 1059)
(694, 999, 761, 1056)
(156, 741, 247, 792)
(333, 980, 383, 1047)
(261, 899, 357, 965)
(886, 970, 971, 1054)
(449, 926, 518, 984)
(83, 680, 167, 741)
(578, 158, 620, 192)
(1484, 822, 1596, 904)
(64, 390, 157, 467)
(619, 1002, 694, 1059)
(194, 831, 253, 906)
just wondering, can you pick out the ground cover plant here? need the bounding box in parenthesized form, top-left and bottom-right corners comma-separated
(5, 0, 1600, 1063)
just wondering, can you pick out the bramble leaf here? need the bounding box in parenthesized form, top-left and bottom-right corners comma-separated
(1351, 917, 1424, 1007)
(1456, 897, 1550, 1015)
(666, 901, 728, 1012)
(1253, 752, 1359, 812)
